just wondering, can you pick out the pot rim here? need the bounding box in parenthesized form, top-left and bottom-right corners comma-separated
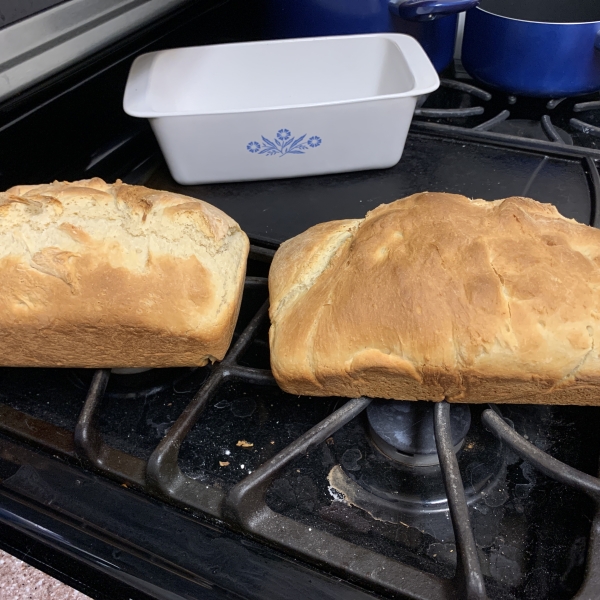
(475, 6, 600, 26)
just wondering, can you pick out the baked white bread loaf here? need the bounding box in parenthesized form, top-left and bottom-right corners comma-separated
(0, 178, 249, 367)
(269, 192, 600, 405)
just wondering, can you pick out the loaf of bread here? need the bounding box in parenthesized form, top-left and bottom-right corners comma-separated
(0, 178, 249, 367)
(269, 192, 600, 405)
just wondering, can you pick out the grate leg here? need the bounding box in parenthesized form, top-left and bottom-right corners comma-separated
(434, 401, 487, 600)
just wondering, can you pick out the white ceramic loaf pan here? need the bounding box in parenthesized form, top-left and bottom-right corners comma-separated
(123, 34, 440, 185)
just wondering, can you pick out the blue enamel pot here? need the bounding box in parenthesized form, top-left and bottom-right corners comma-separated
(260, 0, 479, 73)
(462, 0, 600, 97)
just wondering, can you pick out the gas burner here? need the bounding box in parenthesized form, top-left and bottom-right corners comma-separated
(329, 403, 506, 541)
(68, 367, 202, 399)
(367, 400, 470, 466)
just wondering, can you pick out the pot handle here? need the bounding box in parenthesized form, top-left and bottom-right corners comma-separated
(389, 0, 479, 22)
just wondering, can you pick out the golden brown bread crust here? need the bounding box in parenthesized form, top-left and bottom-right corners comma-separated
(269, 192, 600, 405)
(0, 178, 249, 367)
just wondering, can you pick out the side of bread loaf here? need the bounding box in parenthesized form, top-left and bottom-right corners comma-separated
(269, 192, 600, 405)
(0, 178, 249, 367)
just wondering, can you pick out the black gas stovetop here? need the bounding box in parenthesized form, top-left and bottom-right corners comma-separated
(2, 4, 600, 600)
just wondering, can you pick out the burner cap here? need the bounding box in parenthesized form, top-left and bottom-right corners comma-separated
(367, 400, 471, 466)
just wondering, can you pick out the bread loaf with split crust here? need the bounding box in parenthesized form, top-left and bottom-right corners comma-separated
(269, 192, 600, 405)
(0, 178, 249, 367)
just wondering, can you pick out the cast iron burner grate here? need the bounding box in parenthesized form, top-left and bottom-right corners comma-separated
(1, 245, 600, 600)
(414, 78, 600, 152)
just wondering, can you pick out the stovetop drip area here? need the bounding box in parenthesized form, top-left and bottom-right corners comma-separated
(265, 401, 599, 599)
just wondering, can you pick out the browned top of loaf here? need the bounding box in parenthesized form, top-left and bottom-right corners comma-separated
(269, 192, 600, 404)
(0, 178, 249, 367)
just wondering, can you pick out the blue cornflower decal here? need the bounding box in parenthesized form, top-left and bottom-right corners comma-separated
(246, 129, 323, 156)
